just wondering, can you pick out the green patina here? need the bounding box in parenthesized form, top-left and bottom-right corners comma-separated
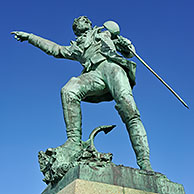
(11, 16, 184, 193)
(42, 164, 185, 194)
(11, 15, 155, 183)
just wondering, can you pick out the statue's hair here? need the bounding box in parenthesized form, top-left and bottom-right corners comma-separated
(72, 16, 92, 36)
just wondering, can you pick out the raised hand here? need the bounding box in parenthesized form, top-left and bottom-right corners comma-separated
(11, 31, 30, 42)
(117, 35, 132, 47)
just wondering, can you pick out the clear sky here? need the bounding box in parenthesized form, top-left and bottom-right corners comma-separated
(1, 0, 194, 193)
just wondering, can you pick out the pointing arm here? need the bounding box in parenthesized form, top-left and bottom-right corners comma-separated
(11, 31, 74, 60)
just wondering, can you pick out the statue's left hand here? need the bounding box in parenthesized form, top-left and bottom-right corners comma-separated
(11, 31, 30, 42)
(118, 35, 132, 47)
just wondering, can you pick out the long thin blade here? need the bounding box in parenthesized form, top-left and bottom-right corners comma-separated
(129, 48, 189, 109)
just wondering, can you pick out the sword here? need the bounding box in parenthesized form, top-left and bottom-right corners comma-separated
(128, 47, 189, 109)
(103, 21, 189, 109)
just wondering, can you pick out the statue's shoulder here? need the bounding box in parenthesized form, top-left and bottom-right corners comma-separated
(91, 26, 111, 38)
(100, 30, 111, 38)
(96, 30, 111, 42)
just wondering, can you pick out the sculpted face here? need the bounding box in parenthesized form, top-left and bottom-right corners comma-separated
(73, 16, 92, 36)
(78, 17, 92, 31)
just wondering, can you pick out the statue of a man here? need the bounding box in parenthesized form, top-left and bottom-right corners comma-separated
(12, 16, 152, 171)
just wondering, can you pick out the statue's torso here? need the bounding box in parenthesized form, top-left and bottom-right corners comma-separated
(67, 28, 136, 87)
(74, 28, 116, 71)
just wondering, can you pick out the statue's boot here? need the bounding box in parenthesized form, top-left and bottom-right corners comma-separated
(60, 88, 82, 152)
(115, 100, 153, 171)
(128, 117, 153, 171)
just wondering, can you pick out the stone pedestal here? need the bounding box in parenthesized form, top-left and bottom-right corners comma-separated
(57, 179, 157, 194)
(42, 164, 185, 194)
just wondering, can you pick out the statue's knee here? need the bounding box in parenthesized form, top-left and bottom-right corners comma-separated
(61, 89, 79, 104)
(115, 96, 140, 122)
(61, 77, 80, 103)
(61, 86, 69, 96)
(61, 77, 77, 94)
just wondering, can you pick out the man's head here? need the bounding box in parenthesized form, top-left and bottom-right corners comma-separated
(72, 16, 92, 36)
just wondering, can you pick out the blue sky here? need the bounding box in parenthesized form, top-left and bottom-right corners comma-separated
(1, 0, 194, 193)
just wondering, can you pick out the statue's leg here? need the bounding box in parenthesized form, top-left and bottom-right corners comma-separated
(100, 61, 152, 171)
(60, 72, 106, 149)
(60, 77, 82, 150)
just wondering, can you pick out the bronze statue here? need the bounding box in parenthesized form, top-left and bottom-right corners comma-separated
(11, 16, 153, 175)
